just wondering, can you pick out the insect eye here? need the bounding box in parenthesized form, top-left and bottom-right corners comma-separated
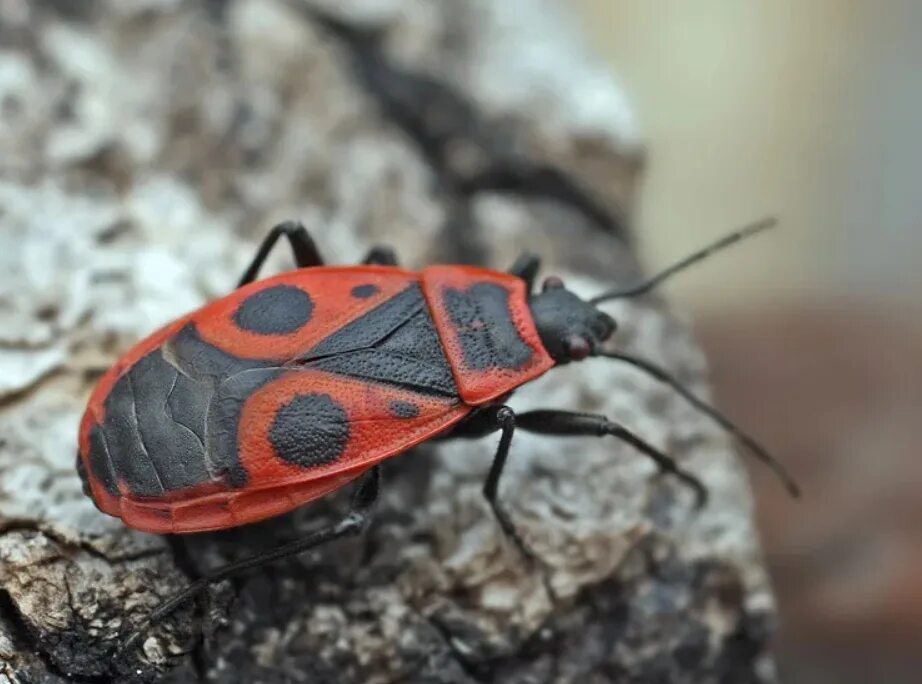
(542, 276, 565, 292)
(597, 312, 617, 338)
(567, 336, 591, 360)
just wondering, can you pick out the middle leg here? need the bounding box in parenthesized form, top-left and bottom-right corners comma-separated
(481, 406, 536, 564)
(238, 220, 324, 287)
(448, 405, 540, 565)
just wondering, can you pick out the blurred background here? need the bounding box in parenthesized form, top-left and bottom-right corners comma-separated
(573, 1, 922, 682)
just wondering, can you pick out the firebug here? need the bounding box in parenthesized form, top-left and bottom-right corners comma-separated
(76, 219, 798, 651)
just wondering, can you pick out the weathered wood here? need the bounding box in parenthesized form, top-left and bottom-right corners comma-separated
(0, 1, 775, 682)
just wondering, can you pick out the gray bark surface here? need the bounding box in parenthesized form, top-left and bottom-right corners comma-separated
(0, 1, 776, 682)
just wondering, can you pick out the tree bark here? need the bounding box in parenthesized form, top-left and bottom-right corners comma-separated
(0, 1, 776, 682)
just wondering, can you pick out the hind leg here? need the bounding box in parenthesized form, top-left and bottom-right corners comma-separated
(117, 468, 381, 656)
(238, 221, 324, 286)
(361, 245, 399, 266)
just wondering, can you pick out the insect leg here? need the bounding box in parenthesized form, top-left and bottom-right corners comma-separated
(361, 245, 400, 266)
(507, 252, 541, 291)
(237, 220, 324, 287)
(478, 405, 543, 566)
(516, 410, 709, 507)
(117, 467, 380, 656)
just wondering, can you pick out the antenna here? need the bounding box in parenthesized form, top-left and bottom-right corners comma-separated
(590, 217, 777, 303)
(597, 349, 800, 497)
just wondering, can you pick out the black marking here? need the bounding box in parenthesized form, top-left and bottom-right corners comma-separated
(92, 325, 277, 498)
(97, 352, 212, 497)
(90, 284, 458, 502)
(164, 323, 269, 384)
(76, 453, 90, 497)
(389, 400, 420, 419)
(85, 426, 118, 496)
(307, 284, 425, 357)
(351, 283, 380, 299)
(165, 371, 207, 450)
(233, 284, 313, 335)
(99, 356, 166, 497)
(311, 349, 456, 395)
(207, 367, 285, 487)
(443, 282, 533, 370)
(269, 393, 350, 468)
(303, 285, 458, 396)
(130, 353, 210, 492)
(378, 308, 452, 368)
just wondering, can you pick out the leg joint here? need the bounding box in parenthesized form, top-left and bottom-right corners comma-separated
(339, 511, 371, 536)
(495, 405, 516, 428)
(273, 220, 306, 235)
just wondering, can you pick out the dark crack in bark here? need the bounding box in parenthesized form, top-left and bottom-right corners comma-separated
(0, 588, 111, 684)
(300, 4, 628, 265)
(0, 520, 165, 565)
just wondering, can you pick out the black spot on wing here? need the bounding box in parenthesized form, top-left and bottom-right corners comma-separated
(234, 284, 313, 335)
(351, 283, 380, 299)
(443, 283, 533, 370)
(207, 368, 285, 487)
(389, 400, 420, 419)
(269, 393, 350, 468)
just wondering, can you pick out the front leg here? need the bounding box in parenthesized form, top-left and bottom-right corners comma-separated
(461, 405, 545, 570)
(516, 409, 708, 506)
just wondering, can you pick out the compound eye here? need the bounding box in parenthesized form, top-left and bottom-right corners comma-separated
(598, 312, 617, 339)
(566, 336, 591, 360)
(542, 276, 565, 292)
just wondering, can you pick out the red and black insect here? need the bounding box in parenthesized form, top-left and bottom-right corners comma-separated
(77, 219, 798, 651)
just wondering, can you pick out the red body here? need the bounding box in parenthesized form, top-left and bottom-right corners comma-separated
(78, 265, 555, 534)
